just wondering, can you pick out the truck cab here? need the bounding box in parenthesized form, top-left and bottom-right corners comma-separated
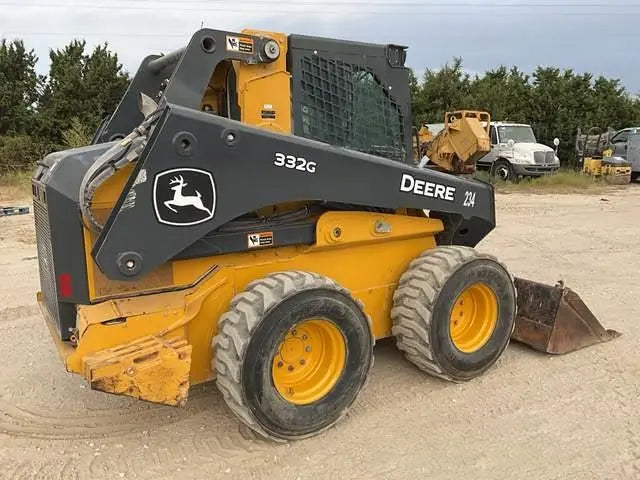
(478, 122, 560, 182)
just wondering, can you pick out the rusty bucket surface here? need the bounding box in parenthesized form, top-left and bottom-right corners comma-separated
(512, 277, 621, 355)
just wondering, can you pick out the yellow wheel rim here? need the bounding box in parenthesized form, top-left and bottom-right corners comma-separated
(272, 319, 346, 405)
(449, 283, 498, 353)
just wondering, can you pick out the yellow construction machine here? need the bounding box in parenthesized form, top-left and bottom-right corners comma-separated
(414, 110, 491, 175)
(32, 28, 619, 442)
(576, 126, 632, 184)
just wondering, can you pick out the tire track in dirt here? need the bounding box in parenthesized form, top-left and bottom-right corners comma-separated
(0, 387, 218, 440)
(83, 430, 272, 480)
(1, 457, 77, 480)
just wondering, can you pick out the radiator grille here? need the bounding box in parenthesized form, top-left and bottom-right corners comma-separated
(33, 198, 60, 327)
(546, 151, 555, 163)
(298, 55, 406, 162)
(534, 151, 556, 164)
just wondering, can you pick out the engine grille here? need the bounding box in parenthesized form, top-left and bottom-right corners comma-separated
(33, 198, 60, 327)
(298, 55, 406, 162)
(534, 151, 556, 164)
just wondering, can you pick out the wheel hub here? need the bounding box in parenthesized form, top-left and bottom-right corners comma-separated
(272, 319, 346, 405)
(449, 283, 498, 353)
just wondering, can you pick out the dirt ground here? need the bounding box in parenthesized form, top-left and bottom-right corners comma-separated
(1, 188, 639, 480)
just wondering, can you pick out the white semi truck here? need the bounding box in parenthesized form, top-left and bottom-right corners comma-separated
(419, 120, 561, 182)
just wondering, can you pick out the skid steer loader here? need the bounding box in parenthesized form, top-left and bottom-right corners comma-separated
(32, 28, 619, 442)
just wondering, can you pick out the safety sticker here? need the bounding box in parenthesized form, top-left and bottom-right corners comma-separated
(226, 35, 254, 54)
(248, 231, 274, 248)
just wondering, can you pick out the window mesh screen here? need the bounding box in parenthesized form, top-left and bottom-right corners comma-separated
(299, 55, 406, 162)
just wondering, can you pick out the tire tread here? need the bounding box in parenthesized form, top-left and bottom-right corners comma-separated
(391, 246, 515, 383)
(212, 271, 374, 441)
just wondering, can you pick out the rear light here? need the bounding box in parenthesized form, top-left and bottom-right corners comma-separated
(58, 273, 73, 298)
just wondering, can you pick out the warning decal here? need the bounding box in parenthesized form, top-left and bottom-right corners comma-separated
(247, 231, 274, 248)
(226, 35, 254, 54)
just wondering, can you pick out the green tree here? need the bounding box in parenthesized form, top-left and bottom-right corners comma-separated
(467, 66, 532, 123)
(589, 77, 636, 130)
(38, 40, 129, 143)
(0, 39, 41, 136)
(414, 57, 471, 125)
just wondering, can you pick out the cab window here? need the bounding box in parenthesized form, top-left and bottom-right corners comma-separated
(612, 131, 629, 144)
(490, 126, 498, 145)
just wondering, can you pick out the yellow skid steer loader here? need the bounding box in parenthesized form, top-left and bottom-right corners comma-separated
(32, 28, 619, 441)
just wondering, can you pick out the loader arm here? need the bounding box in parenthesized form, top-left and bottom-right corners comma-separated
(92, 103, 496, 281)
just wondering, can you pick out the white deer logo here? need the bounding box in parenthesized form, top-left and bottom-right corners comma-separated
(164, 175, 213, 216)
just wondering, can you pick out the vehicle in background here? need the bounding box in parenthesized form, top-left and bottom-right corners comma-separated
(607, 127, 640, 182)
(477, 122, 560, 182)
(575, 126, 632, 184)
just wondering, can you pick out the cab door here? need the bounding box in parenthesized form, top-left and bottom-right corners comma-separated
(478, 125, 499, 169)
(610, 130, 630, 159)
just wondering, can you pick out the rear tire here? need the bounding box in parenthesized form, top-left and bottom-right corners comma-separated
(391, 246, 516, 382)
(632, 172, 639, 182)
(491, 159, 516, 182)
(212, 271, 374, 442)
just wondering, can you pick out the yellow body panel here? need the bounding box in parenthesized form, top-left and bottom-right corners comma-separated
(46, 211, 443, 404)
(237, 29, 291, 134)
(83, 336, 192, 406)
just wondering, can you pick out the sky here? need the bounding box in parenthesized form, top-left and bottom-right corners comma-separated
(2, 0, 640, 93)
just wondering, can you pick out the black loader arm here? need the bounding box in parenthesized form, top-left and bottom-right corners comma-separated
(93, 104, 496, 281)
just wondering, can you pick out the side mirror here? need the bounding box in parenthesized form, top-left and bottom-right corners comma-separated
(553, 137, 560, 147)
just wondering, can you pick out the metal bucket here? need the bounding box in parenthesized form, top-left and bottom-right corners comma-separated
(512, 277, 621, 355)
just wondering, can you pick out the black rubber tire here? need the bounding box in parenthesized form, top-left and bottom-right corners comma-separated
(212, 271, 374, 442)
(491, 159, 517, 182)
(631, 172, 639, 182)
(391, 246, 516, 383)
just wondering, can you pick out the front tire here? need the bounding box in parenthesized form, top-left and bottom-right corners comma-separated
(212, 271, 374, 442)
(391, 246, 516, 382)
(491, 159, 517, 182)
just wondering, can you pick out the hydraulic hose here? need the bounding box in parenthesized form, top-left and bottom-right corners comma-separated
(80, 107, 164, 232)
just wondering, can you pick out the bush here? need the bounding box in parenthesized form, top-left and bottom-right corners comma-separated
(0, 135, 50, 173)
(61, 117, 92, 148)
(475, 168, 613, 193)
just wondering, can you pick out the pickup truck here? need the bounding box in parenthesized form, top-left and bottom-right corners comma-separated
(607, 127, 640, 181)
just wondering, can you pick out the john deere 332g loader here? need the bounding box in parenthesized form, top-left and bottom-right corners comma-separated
(32, 28, 619, 441)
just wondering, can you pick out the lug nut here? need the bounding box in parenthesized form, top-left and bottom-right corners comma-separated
(302, 335, 308, 340)
(288, 365, 294, 371)
(277, 361, 283, 368)
(291, 330, 297, 336)
(300, 359, 306, 365)
(305, 346, 311, 352)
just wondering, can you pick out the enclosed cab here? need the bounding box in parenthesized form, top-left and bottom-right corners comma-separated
(478, 122, 560, 182)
